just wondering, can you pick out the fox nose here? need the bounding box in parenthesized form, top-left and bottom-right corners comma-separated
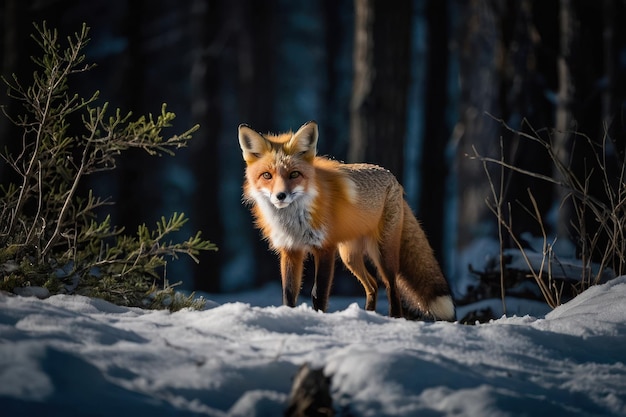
(276, 192, 287, 201)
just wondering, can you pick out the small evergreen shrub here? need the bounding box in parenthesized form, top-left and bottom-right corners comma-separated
(0, 22, 217, 310)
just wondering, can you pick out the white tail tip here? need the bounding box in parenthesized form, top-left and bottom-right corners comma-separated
(429, 295, 456, 321)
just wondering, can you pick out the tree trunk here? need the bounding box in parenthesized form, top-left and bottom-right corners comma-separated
(602, 0, 626, 160)
(349, 0, 411, 180)
(189, 0, 223, 292)
(499, 0, 553, 241)
(455, 0, 502, 251)
(419, 0, 449, 266)
(553, 0, 574, 241)
(0, 0, 30, 182)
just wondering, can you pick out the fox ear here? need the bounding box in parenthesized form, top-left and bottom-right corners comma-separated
(287, 121, 318, 159)
(238, 124, 270, 163)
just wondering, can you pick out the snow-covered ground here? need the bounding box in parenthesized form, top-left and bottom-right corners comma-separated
(1, 277, 625, 417)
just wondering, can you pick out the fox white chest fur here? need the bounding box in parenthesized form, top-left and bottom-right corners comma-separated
(248, 186, 327, 250)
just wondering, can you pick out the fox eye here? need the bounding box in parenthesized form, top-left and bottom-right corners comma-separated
(261, 172, 272, 180)
(289, 171, 301, 179)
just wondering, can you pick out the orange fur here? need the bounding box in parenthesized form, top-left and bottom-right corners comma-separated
(238, 121, 455, 320)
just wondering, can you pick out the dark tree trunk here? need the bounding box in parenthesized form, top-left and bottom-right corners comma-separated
(189, 0, 223, 292)
(349, 0, 411, 180)
(603, 0, 626, 160)
(0, 0, 24, 181)
(419, 0, 450, 266)
(455, 0, 502, 251)
(553, 0, 575, 241)
(321, 0, 353, 158)
(498, 0, 553, 241)
(566, 1, 608, 263)
(115, 0, 147, 230)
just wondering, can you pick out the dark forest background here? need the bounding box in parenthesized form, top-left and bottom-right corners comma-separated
(2, 0, 626, 300)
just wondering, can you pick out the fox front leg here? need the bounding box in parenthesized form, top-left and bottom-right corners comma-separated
(280, 249, 305, 307)
(311, 248, 336, 312)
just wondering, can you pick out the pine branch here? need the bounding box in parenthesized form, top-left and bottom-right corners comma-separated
(0, 22, 216, 310)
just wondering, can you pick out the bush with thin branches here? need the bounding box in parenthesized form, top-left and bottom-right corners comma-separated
(471, 116, 620, 308)
(0, 23, 216, 310)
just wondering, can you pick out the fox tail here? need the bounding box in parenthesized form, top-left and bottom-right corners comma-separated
(397, 201, 456, 321)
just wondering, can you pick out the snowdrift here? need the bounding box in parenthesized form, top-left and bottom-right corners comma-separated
(1, 277, 625, 416)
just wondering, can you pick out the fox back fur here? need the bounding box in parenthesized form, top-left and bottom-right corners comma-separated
(238, 121, 455, 321)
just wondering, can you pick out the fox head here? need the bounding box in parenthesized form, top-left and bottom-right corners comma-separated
(238, 121, 318, 209)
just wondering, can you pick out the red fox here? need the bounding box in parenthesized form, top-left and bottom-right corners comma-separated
(238, 121, 455, 321)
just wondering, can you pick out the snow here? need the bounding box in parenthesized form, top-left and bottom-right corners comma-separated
(1, 278, 626, 416)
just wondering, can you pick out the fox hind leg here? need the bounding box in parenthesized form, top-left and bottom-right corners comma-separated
(338, 240, 378, 311)
(374, 190, 405, 318)
(370, 248, 403, 318)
